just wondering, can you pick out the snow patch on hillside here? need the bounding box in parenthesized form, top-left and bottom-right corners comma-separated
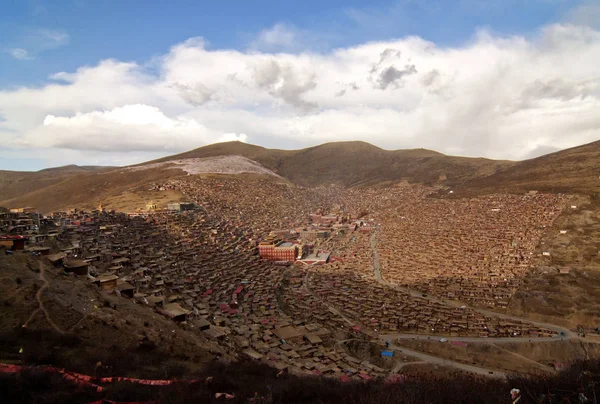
(129, 155, 280, 177)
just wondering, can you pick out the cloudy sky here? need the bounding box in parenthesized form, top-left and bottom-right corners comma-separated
(1, 0, 600, 170)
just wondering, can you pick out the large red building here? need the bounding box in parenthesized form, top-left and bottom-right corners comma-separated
(258, 241, 301, 262)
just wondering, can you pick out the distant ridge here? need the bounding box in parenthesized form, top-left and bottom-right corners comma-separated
(0, 165, 113, 202)
(461, 139, 600, 194)
(1, 139, 599, 213)
(38, 164, 112, 173)
(151, 140, 511, 188)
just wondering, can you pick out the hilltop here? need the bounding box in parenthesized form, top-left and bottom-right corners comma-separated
(153, 141, 513, 188)
(1, 139, 599, 213)
(148, 139, 600, 192)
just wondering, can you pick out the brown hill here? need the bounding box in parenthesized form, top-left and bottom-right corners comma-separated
(152, 141, 513, 188)
(460, 140, 600, 195)
(2, 139, 599, 213)
(0, 165, 112, 202)
(0, 254, 227, 379)
(0, 165, 189, 213)
(0, 157, 289, 213)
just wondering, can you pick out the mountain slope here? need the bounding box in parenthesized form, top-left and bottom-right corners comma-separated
(153, 141, 513, 187)
(461, 140, 600, 194)
(0, 155, 288, 213)
(2, 139, 599, 214)
(0, 165, 112, 202)
(0, 165, 189, 213)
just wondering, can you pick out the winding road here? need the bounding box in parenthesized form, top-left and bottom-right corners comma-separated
(302, 264, 511, 377)
(369, 227, 575, 340)
(299, 223, 592, 378)
(296, 225, 589, 378)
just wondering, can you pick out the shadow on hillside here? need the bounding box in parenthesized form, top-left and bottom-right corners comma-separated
(3, 348, 600, 403)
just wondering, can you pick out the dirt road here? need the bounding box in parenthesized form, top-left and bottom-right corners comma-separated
(23, 261, 65, 334)
(386, 342, 507, 378)
(303, 267, 505, 377)
(369, 225, 576, 339)
(363, 224, 592, 376)
(380, 333, 566, 344)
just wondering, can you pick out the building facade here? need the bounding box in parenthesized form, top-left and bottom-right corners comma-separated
(258, 241, 301, 262)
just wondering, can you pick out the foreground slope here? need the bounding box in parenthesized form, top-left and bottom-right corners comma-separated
(0, 255, 228, 379)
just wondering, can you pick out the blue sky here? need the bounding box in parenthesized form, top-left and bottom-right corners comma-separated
(1, 0, 599, 170)
(0, 0, 576, 88)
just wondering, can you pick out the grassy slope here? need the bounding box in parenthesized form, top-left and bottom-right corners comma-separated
(0, 165, 112, 202)
(152, 141, 513, 188)
(461, 140, 600, 195)
(2, 139, 599, 214)
(0, 166, 188, 213)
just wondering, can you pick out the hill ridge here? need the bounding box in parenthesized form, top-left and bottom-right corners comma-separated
(1, 138, 599, 213)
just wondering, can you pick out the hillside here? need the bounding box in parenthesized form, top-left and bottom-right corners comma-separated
(156, 140, 600, 192)
(0, 157, 290, 213)
(0, 255, 228, 379)
(2, 139, 599, 213)
(0, 165, 112, 202)
(461, 140, 600, 195)
(153, 141, 513, 188)
(0, 165, 200, 214)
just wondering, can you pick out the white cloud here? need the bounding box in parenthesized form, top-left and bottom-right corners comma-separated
(218, 133, 248, 143)
(38, 29, 69, 47)
(8, 48, 34, 60)
(22, 104, 214, 152)
(251, 23, 299, 51)
(1, 21, 600, 168)
(4, 28, 70, 62)
(248, 23, 335, 53)
(566, 1, 600, 28)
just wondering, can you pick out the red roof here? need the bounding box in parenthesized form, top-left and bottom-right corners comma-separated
(234, 286, 244, 295)
(0, 235, 29, 240)
(358, 373, 372, 381)
(339, 375, 350, 383)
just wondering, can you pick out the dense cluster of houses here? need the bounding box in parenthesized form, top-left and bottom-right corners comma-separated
(372, 192, 569, 307)
(1, 178, 572, 379)
(2, 204, 390, 379)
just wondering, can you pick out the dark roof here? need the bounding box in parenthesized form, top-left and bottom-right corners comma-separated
(64, 259, 89, 268)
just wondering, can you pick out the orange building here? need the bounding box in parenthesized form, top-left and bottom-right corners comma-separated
(258, 241, 301, 262)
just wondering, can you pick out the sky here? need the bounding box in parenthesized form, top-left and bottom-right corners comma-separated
(1, 0, 600, 170)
